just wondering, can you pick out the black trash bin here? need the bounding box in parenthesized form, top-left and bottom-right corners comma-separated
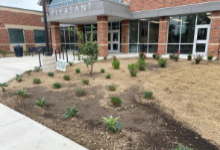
(14, 45, 23, 57)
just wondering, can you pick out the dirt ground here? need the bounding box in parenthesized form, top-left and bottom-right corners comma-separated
(0, 57, 220, 150)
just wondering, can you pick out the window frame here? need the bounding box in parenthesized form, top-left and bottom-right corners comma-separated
(8, 28, 25, 44)
(34, 30, 46, 44)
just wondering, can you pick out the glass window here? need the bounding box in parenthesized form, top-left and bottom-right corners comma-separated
(34, 30, 46, 43)
(167, 44, 179, 53)
(149, 18, 159, 43)
(168, 16, 181, 43)
(65, 27, 70, 43)
(138, 44, 148, 53)
(108, 23, 111, 30)
(148, 44, 158, 53)
(112, 22, 120, 30)
(180, 45, 193, 54)
(70, 27, 75, 43)
(139, 19, 148, 43)
(197, 13, 212, 25)
(181, 14, 196, 43)
(129, 20, 138, 44)
(196, 44, 206, 52)
(197, 28, 207, 40)
(8, 29, 24, 44)
(129, 44, 138, 53)
(60, 27, 65, 43)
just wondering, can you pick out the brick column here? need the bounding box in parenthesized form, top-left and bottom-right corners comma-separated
(97, 16, 108, 57)
(76, 24, 83, 49)
(158, 17, 169, 54)
(208, 11, 220, 57)
(121, 20, 129, 53)
(24, 30, 35, 50)
(50, 22, 61, 53)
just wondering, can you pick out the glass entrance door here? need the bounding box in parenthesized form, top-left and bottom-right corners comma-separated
(108, 31, 120, 52)
(193, 25, 210, 56)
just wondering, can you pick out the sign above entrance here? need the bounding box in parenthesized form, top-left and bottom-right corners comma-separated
(50, 3, 91, 17)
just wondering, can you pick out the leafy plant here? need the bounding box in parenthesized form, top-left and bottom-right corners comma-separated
(63, 75, 70, 81)
(173, 50, 180, 62)
(69, 62, 73, 66)
(128, 63, 139, 76)
(111, 96, 122, 106)
(153, 53, 156, 59)
(106, 73, 111, 79)
(137, 58, 147, 71)
(75, 68, 80, 73)
(0, 50, 7, 57)
(139, 51, 146, 59)
(33, 78, 41, 84)
(188, 54, 192, 60)
(76, 88, 86, 96)
(26, 70, 32, 75)
(170, 54, 174, 59)
(0, 83, 8, 91)
(34, 98, 47, 108)
(82, 79, 89, 85)
(158, 58, 167, 68)
(62, 106, 79, 118)
(103, 116, 123, 133)
(15, 89, 30, 98)
(109, 85, 116, 91)
(155, 51, 161, 60)
(25, 50, 29, 55)
(112, 56, 120, 69)
(48, 72, 54, 77)
(144, 91, 153, 99)
(34, 66, 40, 72)
(16, 74, 23, 82)
(172, 143, 193, 150)
(104, 56, 107, 60)
(100, 68, 105, 73)
(53, 83, 61, 89)
(193, 54, 203, 64)
(207, 55, 213, 61)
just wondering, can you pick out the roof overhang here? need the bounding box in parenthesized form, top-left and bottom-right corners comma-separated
(38, 0, 43, 6)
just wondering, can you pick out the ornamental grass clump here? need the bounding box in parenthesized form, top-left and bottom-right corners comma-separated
(144, 91, 153, 99)
(63, 75, 70, 81)
(109, 85, 116, 91)
(128, 63, 139, 76)
(112, 56, 120, 69)
(158, 58, 167, 68)
(100, 68, 105, 73)
(48, 72, 54, 77)
(76, 88, 86, 96)
(82, 79, 89, 85)
(103, 116, 123, 133)
(111, 96, 122, 106)
(53, 83, 61, 89)
(75, 68, 80, 73)
(33, 78, 41, 84)
(14, 89, 30, 98)
(207, 55, 213, 61)
(106, 73, 111, 79)
(0, 83, 8, 91)
(63, 106, 79, 118)
(34, 98, 47, 108)
(193, 54, 203, 64)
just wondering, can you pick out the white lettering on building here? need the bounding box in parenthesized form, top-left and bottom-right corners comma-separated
(81, 4, 86, 12)
(64, 8, 68, 14)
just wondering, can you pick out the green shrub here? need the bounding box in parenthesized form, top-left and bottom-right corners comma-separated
(112, 56, 120, 69)
(82, 79, 89, 85)
(34, 66, 40, 72)
(76, 88, 86, 96)
(155, 54, 161, 60)
(193, 54, 203, 64)
(144, 91, 153, 99)
(33, 78, 41, 84)
(48, 72, 54, 77)
(139, 52, 146, 59)
(16, 74, 23, 82)
(0, 50, 7, 57)
(158, 58, 167, 68)
(75, 68, 80, 73)
(109, 85, 116, 91)
(188, 54, 192, 60)
(69, 62, 73, 66)
(172, 143, 193, 150)
(34, 98, 47, 108)
(100, 68, 105, 73)
(15, 89, 30, 98)
(25, 50, 29, 55)
(207, 55, 213, 61)
(128, 63, 139, 77)
(152, 53, 156, 59)
(104, 56, 107, 60)
(26, 70, 32, 75)
(106, 73, 111, 79)
(103, 116, 123, 133)
(173, 54, 179, 62)
(111, 96, 122, 106)
(0, 83, 8, 91)
(63, 106, 79, 118)
(169, 54, 174, 59)
(137, 59, 147, 71)
(63, 75, 70, 81)
(53, 83, 61, 89)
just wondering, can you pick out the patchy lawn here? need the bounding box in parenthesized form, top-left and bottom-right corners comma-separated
(0, 57, 219, 150)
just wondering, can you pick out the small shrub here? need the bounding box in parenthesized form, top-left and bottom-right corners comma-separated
(158, 58, 167, 68)
(34, 98, 47, 108)
(62, 106, 79, 118)
(63, 75, 70, 81)
(173, 50, 180, 62)
(128, 63, 139, 77)
(155, 51, 161, 60)
(26, 70, 32, 75)
(33, 78, 41, 84)
(34, 66, 40, 72)
(137, 59, 147, 71)
(111, 96, 122, 106)
(207, 55, 213, 61)
(152, 53, 156, 59)
(25, 50, 29, 55)
(75, 68, 80, 73)
(16, 74, 23, 82)
(172, 143, 193, 150)
(15, 89, 30, 98)
(76, 88, 86, 96)
(48, 72, 54, 77)
(100, 68, 105, 73)
(144, 91, 153, 99)
(53, 83, 61, 89)
(69, 62, 73, 66)
(193, 54, 203, 64)
(169, 54, 174, 59)
(109, 85, 116, 91)
(106, 73, 111, 79)
(139, 51, 146, 59)
(112, 56, 120, 69)
(0, 83, 8, 91)
(0, 50, 7, 57)
(104, 56, 107, 60)
(188, 54, 192, 60)
(82, 79, 89, 85)
(103, 116, 123, 133)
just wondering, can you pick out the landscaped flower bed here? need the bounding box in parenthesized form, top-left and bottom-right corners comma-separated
(0, 57, 219, 150)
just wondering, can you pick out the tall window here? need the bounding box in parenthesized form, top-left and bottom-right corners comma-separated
(8, 29, 24, 44)
(34, 30, 46, 43)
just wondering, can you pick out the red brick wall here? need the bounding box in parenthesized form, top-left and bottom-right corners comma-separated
(129, 0, 220, 12)
(121, 20, 129, 53)
(0, 29, 10, 52)
(51, 22, 61, 53)
(158, 17, 169, 54)
(97, 16, 108, 57)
